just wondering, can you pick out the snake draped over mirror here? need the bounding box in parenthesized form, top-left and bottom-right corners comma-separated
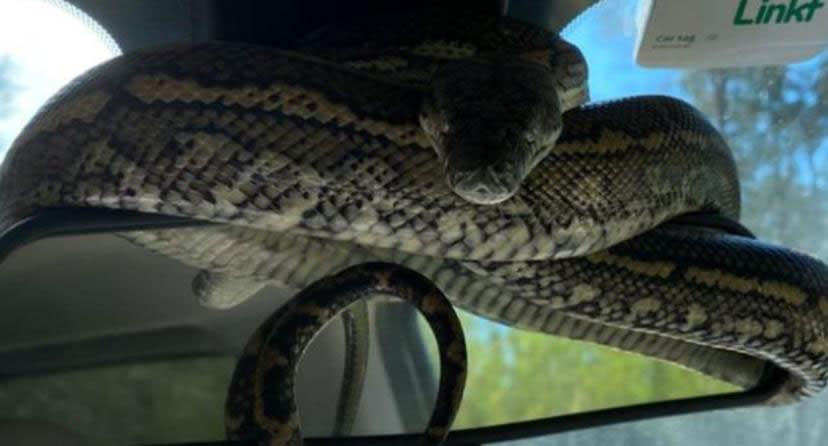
(3, 9, 828, 444)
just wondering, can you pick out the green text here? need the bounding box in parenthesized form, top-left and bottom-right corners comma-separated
(734, 0, 824, 25)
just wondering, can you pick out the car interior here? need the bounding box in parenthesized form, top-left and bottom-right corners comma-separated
(1, 1, 827, 445)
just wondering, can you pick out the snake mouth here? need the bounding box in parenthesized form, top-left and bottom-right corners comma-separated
(448, 166, 519, 205)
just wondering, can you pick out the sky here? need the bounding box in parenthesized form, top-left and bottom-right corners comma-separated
(0, 0, 120, 152)
(563, 0, 687, 102)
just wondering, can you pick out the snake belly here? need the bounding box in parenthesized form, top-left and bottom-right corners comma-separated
(225, 262, 466, 445)
(1, 14, 827, 405)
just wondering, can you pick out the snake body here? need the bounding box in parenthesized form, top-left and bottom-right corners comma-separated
(224, 262, 466, 445)
(2, 11, 828, 436)
(300, 11, 590, 204)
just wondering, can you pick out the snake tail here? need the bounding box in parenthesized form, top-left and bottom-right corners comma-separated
(193, 269, 370, 437)
(224, 262, 467, 446)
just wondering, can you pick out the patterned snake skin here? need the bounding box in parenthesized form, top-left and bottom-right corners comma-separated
(224, 262, 466, 445)
(1, 10, 828, 430)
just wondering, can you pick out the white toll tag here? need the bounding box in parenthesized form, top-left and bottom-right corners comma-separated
(634, 0, 828, 68)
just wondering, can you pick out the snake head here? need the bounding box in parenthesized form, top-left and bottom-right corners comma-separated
(420, 56, 563, 205)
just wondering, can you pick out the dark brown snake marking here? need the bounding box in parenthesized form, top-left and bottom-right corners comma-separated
(224, 262, 466, 446)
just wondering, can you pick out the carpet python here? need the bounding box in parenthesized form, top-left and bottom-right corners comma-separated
(2, 9, 828, 444)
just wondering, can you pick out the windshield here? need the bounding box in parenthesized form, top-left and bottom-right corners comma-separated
(493, 0, 828, 443)
(0, 0, 827, 445)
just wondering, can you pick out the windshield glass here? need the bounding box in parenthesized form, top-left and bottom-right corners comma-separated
(0, 0, 119, 156)
(489, 0, 828, 443)
(0, 0, 827, 445)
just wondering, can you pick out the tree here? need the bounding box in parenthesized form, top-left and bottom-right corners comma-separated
(678, 53, 828, 446)
(450, 46, 828, 446)
(682, 56, 828, 258)
(452, 311, 732, 429)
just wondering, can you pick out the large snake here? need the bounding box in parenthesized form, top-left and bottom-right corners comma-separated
(2, 8, 828, 440)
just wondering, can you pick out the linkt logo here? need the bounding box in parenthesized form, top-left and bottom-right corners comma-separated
(734, 0, 824, 25)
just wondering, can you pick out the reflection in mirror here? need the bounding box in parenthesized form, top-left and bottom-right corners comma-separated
(0, 232, 429, 444)
(0, 227, 739, 446)
(0, 357, 236, 445)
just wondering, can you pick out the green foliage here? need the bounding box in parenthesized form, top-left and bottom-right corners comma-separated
(452, 311, 735, 428)
(450, 51, 828, 436)
(682, 58, 828, 260)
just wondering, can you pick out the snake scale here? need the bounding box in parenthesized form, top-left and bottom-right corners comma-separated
(2, 8, 828, 443)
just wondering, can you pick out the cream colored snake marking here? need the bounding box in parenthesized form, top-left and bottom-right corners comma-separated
(1, 10, 828, 437)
